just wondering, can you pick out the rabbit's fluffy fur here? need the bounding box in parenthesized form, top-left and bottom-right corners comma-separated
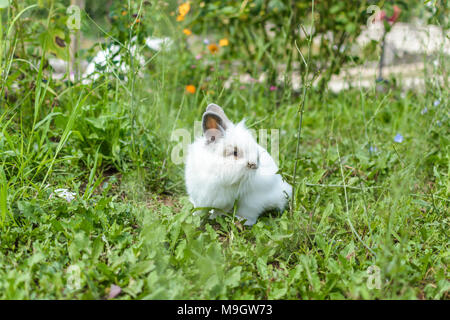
(185, 104, 292, 225)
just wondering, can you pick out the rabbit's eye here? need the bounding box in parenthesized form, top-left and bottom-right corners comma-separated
(224, 146, 240, 158)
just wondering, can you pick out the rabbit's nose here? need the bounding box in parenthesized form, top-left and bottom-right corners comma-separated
(247, 162, 258, 169)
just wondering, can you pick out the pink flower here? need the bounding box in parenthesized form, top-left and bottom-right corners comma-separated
(388, 5, 401, 24)
(195, 54, 202, 60)
(270, 85, 277, 91)
(374, 10, 386, 22)
(107, 284, 122, 299)
(374, 5, 401, 25)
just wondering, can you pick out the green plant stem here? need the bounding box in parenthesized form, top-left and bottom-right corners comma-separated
(291, 0, 314, 214)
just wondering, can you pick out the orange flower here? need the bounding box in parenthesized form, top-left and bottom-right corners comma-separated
(219, 38, 229, 47)
(178, 2, 191, 16)
(208, 43, 219, 54)
(183, 29, 192, 36)
(176, 15, 185, 21)
(121, 11, 127, 16)
(185, 85, 196, 94)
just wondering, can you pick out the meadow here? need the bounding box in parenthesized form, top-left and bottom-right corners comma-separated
(0, 1, 448, 299)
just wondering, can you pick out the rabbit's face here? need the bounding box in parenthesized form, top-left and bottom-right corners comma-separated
(202, 104, 260, 184)
(220, 122, 260, 171)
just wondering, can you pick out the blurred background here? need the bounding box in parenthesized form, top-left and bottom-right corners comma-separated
(16, 0, 449, 90)
(1, 0, 449, 200)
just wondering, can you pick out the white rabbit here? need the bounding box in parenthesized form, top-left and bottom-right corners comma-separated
(185, 103, 292, 226)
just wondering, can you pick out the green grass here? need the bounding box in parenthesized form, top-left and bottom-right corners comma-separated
(0, 2, 449, 300)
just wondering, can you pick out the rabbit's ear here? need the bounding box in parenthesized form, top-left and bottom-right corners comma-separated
(205, 104, 232, 126)
(202, 113, 225, 143)
(202, 104, 231, 144)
